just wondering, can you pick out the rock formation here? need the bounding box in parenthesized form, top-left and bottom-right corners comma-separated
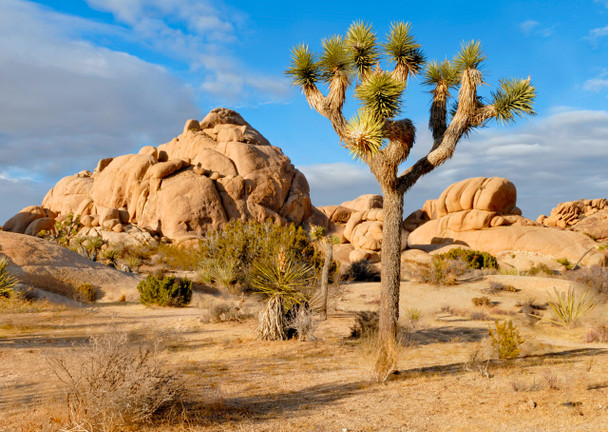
(538, 199, 608, 240)
(3, 108, 313, 242)
(407, 177, 606, 267)
(0, 231, 140, 302)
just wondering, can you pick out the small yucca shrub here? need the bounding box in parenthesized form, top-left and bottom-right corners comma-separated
(545, 287, 599, 327)
(0, 256, 18, 298)
(137, 275, 192, 307)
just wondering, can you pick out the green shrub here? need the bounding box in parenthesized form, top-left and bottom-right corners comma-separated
(556, 258, 573, 270)
(489, 320, 524, 360)
(199, 220, 327, 291)
(412, 256, 468, 285)
(435, 248, 498, 270)
(137, 275, 192, 307)
(74, 283, 97, 303)
(0, 256, 18, 298)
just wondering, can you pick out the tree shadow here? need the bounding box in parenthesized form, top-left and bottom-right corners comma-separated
(405, 325, 487, 345)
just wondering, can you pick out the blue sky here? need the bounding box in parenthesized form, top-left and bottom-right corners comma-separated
(0, 0, 607, 223)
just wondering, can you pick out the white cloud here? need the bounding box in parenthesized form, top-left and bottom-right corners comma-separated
(84, 0, 290, 104)
(585, 25, 608, 46)
(520, 20, 540, 35)
(583, 69, 608, 93)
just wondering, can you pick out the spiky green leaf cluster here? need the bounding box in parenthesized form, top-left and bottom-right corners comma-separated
(492, 78, 537, 123)
(383, 22, 425, 75)
(346, 108, 385, 160)
(250, 257, 314, 310)
(320, 35, 351, 82)
(286, 44, 321, 88)
(453, 40, 485, 71)
(0, 256, 18, 298)
(423, 59, 461, 88)
(355, 71, 405, 119)
(346, 21, 379, 78)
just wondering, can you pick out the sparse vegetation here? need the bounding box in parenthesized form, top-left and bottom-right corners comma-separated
(435, 248, 498, 270)
(545, 287, 599, 327)
(48, 332, 182, 432)
(472, 296, 492, 307)
(341, 259, 381, 282)
(489, 320, 524, 360)
(566, 266, 608, 295)
(137, 274, 192, 307)
(358, 332, 403, 383)
(74, 282, 97, 303)
(0, 256, 19, 298)
(411, 256, 468, 285)
(525, 263, 554, 277)
(556, 257, 573, 270)
(101, 248, 120, 268)
(350, 310, 379, 339)
(585, 323, 608, 343)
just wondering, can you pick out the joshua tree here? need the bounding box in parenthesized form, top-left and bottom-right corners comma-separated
(287, 21, 535, 347)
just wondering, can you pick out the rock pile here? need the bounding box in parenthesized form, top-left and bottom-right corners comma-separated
(407, 177, 606, 267)
(3, 108, 313, 242)
(538, 199, 608, 240)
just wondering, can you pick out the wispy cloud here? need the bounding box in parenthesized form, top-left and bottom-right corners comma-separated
(519, 19, 554, 37)
(583, 69, 608, 93)
(584, 25, 608, 46)
(84, 0, 290, 104)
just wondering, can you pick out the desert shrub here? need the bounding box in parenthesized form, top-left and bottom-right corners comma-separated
(156, 243, 202, 271)
(287, 302, 317, 341)
(472, 296, 492, 307)
(489, 320, 524, 360)
(0, 256, 18, 298)
(197, 256, 240, 294)
(137, 275, 192, 307)
(39, 213, 82, 247)
(199, 220, 326, 291)
(566, 266, 608, 295)
(341, 259, 381, 282)
(585, 324, 608, 343)
(405, 307, 422, 322)
(435, 248, 498, 270)
(556, 258, 573, 270)
(350, 310, 379, 339)
(545, 287, 599, 327)
(358, 333, 403, 383)
(74, 283, 97, 303)
(125, 255, 142, 271)
(525, 263, 554, 277)
(251, 250, 315, 340)
(102, 248, 120, 268)
(516, 298, 547, 325)
(483, 282, 519, 294)
(48, 332, 181, 432)
(199, 297, 253, 323)
(411, 256, 468, 285)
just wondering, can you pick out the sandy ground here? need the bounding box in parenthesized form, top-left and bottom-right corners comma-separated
(1, 275, 608, 431)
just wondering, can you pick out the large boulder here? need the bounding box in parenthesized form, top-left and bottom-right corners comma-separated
(539, 198, 608, 239)
(4, 108, 313, 240)
(0, 231, 140, 302)
(408, 177, 607, 267)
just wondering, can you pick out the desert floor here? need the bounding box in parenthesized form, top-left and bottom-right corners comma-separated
(1, 275, 608, 432)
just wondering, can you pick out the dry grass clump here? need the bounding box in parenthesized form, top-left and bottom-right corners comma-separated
(585, 323, 608, 343)
(48, 331, 182, 432)
(566, 265, 608, 295)
(358, 333, 404, 383)
(472, 296, 492, 307)
(74, 283, 97, 303)
(286, 303, 317, 341)
(198, 296, 255, 323)
(524, 263, 555, 277)
(483, 282, 519, 294)
(411, 256, 468, 285)
(350, 311, 379, 339)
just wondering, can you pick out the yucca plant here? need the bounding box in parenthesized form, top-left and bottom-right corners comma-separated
(286, 21, 536, 350)
(251, 249, 315, 340)
(102, 248, 120, 268)
(544, 287, 599, 327)
(0, 256, 18, 298)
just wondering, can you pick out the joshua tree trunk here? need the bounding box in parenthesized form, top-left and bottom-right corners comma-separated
(319, 241, 332, 321)
(378, 185, 404, 342)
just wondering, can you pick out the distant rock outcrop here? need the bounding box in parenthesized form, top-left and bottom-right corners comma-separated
(407, 177, 606, 267)
(4, 108, 313, 242)
(538, 199, 608, 240)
